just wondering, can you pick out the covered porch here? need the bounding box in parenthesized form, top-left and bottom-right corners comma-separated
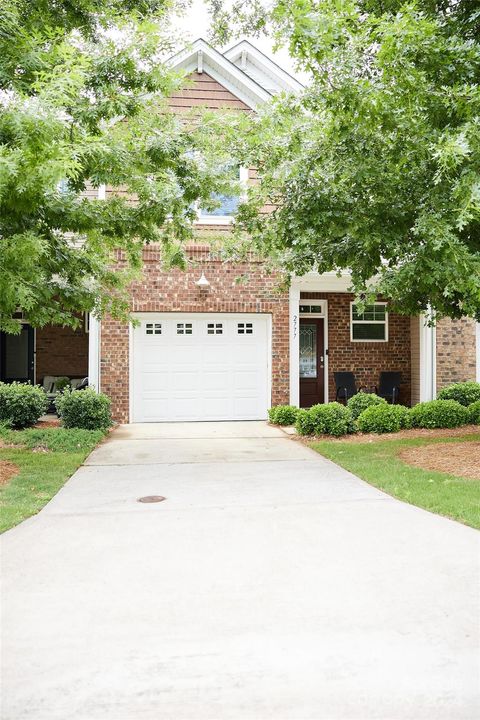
(289, 273, 437, 409)
(0, 318, 93, 406)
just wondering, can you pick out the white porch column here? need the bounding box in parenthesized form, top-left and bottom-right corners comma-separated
(476, 323, 480, 382)
(289, 285, 300, 406)
(419, 313, 436, 401)
(88, 314, 101, 392)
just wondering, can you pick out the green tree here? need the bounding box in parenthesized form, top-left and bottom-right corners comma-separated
(0, 0, 235, 332)
(211, 0, 480, 320)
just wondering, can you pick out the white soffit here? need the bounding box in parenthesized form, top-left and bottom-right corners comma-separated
(223, 40, 304, 95)
(292, 271, 353, 293)
(168, 38, 272, 110)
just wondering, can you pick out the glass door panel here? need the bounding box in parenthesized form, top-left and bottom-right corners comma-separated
(299, 323, 317, 378)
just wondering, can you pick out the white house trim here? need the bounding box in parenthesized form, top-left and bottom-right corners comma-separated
(419, 313, 436, 401)
(168, 38, 272, 110)
(88, 314, 101, 391)
(289, 273, 343, 406)
(289, 285, 301, 406)
(223, 40, 304, 95)
(477, 323, 480, 382)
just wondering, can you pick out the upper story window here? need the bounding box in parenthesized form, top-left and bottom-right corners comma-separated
(197, 166, 248, 224)
(350, 302, 388, 342)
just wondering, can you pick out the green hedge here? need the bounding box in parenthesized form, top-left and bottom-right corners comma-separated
(268, 405, 300, 425)
(468, 400, 480, 425)
(409, 399, 469, 429)
(296, 402, 354, 437)
(295, 409, 315, 436)
(357, 404, 410, 434)
(347, 392, 387, 420)
(437, 381, 480, 406)
(55, 388, 112, 430)
(0, 382, 48, 428)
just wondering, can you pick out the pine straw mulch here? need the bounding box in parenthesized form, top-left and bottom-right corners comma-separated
(34, 418, 61, 429)
(0, 460, 19, 486)
(399, 441, 480, 480)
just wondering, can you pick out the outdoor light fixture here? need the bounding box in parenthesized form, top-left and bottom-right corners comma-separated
(195, 272, 210, 288)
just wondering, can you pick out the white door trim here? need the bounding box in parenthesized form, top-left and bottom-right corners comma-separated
(289, 290, 329, 406)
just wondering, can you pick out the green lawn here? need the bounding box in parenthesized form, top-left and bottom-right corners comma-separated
(310, 433, 480, 530)
(0, 427, 106, 533)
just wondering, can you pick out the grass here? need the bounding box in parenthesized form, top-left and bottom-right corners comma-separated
(0, 427, 106, 533)
(310, 432, 480, 530)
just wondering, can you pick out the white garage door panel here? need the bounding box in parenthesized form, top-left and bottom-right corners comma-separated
(131, 314, 270, 422)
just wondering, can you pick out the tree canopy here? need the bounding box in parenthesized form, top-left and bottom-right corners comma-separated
(0, 0, 234, 332)
(211, 0, 480, 320)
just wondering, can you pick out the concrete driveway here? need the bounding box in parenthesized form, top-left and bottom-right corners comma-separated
(1, 422, 479, 720)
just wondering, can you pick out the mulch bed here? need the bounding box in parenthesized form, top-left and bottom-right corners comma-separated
(0, 460, 19, 486)
(399, 441, 480, 480)
(34, 418, 61, 429)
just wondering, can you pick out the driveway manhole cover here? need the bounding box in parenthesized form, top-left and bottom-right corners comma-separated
(137, 495, 166, 503)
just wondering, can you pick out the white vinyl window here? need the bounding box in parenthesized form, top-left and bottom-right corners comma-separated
(197, 167, 248, 224)
(350, 302, 388, 342)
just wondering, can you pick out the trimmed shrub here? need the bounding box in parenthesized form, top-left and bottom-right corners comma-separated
(468, 400, 480, 425)
(409, 399, 469, 429)
(0, 382, 48, 428)
(268, 405, 299, 425)
(55, 388, 112, 430)
(437, 381, 480, 407)
(295, 409, 315, 436)
(357, 404, 410, 434)
(347, 392, 387, 420)
(308, 402, 354, 436)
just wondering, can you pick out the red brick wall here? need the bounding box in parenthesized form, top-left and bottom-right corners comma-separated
(436, 317, 477, 391)
(36, 324, 88, 382)
(101, 246, 290, 422)
(301, 293, 412, 405)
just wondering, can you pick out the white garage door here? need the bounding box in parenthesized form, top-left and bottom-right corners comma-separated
(131, 313, 270, 422)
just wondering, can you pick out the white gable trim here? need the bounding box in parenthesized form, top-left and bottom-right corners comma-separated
(224, 40, 304, 95)
(168, 38, 272, 110)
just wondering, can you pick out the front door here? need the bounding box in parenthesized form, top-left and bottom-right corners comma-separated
(299, 318, 324, 407)
(0, 326, 35, 383)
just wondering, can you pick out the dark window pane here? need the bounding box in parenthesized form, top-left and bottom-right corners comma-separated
(352, 323, 386, 341)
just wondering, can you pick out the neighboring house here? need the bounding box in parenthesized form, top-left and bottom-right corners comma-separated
(0, 39, 479, 422)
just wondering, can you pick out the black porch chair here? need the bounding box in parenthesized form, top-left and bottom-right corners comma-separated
(375, 372, 402, 404)
(334, 372, 367, 403)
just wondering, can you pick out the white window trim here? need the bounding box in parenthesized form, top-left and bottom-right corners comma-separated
(350, 301, 388, 343)
(299, 300, 327, 318)
(195, 167, 249, 225)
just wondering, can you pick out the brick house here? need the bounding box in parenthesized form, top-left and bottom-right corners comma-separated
(1, 39, 479, 422)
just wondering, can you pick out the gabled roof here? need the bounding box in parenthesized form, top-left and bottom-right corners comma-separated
(223, 40, 304, 95)
(167, 38, 273, 110)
